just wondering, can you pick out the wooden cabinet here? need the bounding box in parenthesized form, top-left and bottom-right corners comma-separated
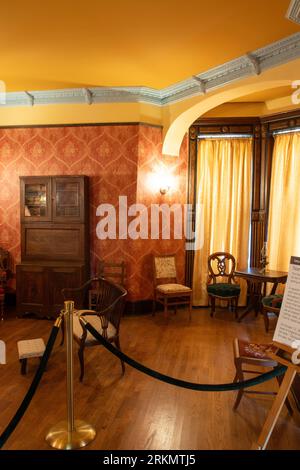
(17, 176, 89, 318)
(17, 263, 85, 318)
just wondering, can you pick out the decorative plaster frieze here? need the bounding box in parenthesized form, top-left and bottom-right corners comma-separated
(84, 88, 93, 105)
(287, 0, 300, 24)
(3, 33, 300, 108)
(24, 91, 34, 106)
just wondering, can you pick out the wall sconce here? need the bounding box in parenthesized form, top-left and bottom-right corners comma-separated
(160, 184, 170, 195)
(147, 163, 177, 196)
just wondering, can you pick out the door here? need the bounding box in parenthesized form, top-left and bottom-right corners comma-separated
(20, 177, 52, 223)
(52, 177, 85, 223)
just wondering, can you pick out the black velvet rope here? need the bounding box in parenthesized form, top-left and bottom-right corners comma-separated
(83, 320, 287, 392)
(0, 323, 60, 449)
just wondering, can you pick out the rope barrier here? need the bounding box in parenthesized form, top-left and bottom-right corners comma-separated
(82, 318, 287, 392)
(0, 317, 62, 449)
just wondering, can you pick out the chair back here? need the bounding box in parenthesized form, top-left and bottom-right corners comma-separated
(62, 277, 127, 331)
(153, 254, 177, 286)
(98, 260, 126, 287)
(208, 252, 236, 285)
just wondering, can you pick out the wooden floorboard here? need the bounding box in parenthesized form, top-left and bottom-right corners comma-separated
(0, 307, 300, 450)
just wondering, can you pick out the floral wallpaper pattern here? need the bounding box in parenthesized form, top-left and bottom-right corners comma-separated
(0, 124, 187, 301)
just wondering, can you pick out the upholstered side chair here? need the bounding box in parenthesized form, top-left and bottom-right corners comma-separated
(207, 252, 241, 318)
(153, 254, 192, 320)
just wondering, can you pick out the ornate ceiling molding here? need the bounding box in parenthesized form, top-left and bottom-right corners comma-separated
(287, 0, 300, 24)
(2, 2, 300, 109)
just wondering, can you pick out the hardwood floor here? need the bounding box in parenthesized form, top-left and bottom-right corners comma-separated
(0, 307, 300, 450)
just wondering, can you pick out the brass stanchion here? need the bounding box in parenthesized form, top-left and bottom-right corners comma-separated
(46, 301, 96, 450)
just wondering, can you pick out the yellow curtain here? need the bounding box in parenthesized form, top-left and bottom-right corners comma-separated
(193, 138, 252, 306)
(268, 132, 300, 273)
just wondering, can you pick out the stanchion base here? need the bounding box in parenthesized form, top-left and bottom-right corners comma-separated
(46, 420, 96, 450)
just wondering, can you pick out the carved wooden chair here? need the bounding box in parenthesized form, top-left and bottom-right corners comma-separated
(233, 338, 293, 414)
(62, 277, 127, 382)
(98, 260, 126, 287)
(207, 252, 241, 318)
(152, 254, 192, 320)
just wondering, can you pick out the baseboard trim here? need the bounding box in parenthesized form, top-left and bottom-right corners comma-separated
(124, 300, 158, 316)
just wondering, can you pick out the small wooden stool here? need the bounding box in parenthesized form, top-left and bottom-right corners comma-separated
(17, 338, 46, 375)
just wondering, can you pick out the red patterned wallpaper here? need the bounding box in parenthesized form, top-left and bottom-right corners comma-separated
(0, 124, 187, 301)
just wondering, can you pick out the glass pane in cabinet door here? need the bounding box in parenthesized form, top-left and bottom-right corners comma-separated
(24, 183, 47, 217)
(55, 181, 80, 217)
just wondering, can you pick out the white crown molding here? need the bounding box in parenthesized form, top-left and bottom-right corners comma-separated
(2, 3, 300, 109)
(287, 0, 300, 24)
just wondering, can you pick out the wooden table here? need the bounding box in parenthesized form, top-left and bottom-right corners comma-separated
(234, 268, 288, 323)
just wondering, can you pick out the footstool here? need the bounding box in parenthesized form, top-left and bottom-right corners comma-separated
(17, 338, 46, 375)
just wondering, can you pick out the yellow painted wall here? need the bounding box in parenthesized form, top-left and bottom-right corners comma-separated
(0, 102, 162, 127)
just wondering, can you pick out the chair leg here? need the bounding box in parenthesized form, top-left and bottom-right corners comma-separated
(276, 376, 293, 416)
(164, 298, 168, 318)
(234, 297, 239, 320)
(60, 317, 65, 346)
(263, 309, 270, 333)
(233, 359, 245, 410)
(189, 297, 192, 322)
(78, 343, 85, 382)
(20, 358, 27, 375)
(114, 336, 125, 375)
(210, 297, 216, 318)
(152, 298, 156, 317)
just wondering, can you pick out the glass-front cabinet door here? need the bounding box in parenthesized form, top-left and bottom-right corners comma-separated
(20, 177, 52, 222)
(52, 177, 85, 223)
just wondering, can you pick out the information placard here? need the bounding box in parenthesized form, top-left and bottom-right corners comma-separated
(273, 256, 300, 347)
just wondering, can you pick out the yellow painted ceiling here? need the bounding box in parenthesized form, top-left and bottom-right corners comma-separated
(1, 0, 299, 92)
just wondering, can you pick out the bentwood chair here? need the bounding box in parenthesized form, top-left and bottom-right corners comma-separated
(261, 294, 283, 333)
(152, 254, 193, 320)
(207, 252, 241, 318)
(62, 277, 127, 382)
(90, 260, 126, 310)
(233, 338, 293, 414)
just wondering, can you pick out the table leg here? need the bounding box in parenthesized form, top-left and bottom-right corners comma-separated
(238, 281, 262, 322)
(270, 282, 279, 296)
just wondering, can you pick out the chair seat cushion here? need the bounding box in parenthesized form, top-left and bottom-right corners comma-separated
(73, 314, 116, 345)
(237, 339, 278, 361)
(17, 338, 46, 359)
(207, 283, 240, 297)
(156, 284, 192, 294)
(262, 294, 283, 309)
